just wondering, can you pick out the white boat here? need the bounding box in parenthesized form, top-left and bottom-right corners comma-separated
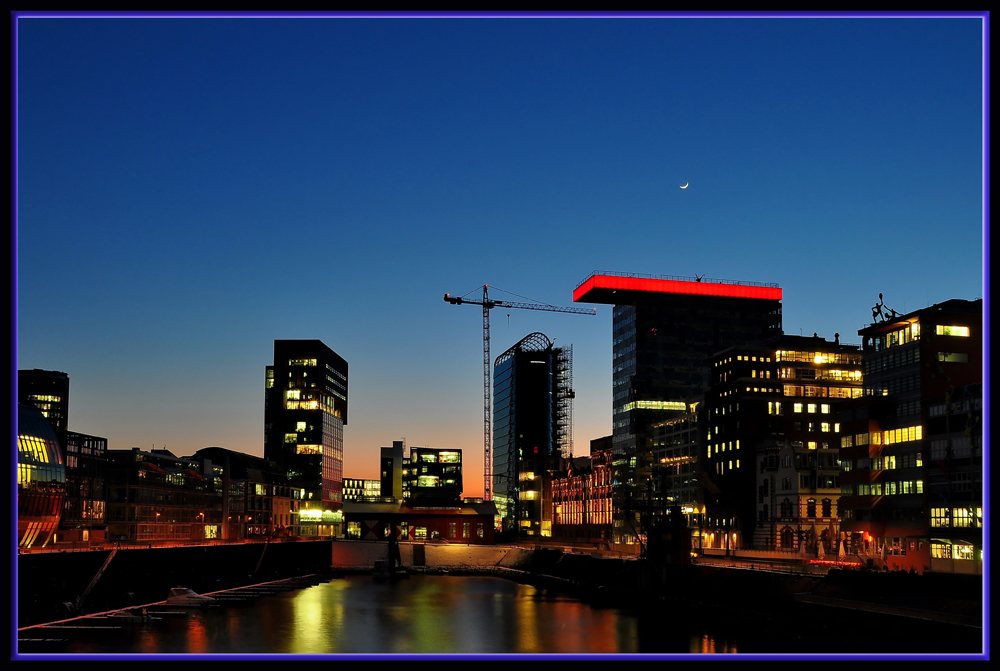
(165, 587, 217, 606)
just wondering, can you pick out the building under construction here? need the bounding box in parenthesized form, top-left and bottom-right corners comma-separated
(492, 332, 574, 537)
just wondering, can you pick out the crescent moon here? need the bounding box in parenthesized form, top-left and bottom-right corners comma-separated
(680, 183, 689, 189)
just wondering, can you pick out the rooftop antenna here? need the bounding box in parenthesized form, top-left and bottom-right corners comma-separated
(695, 273, 705, 282)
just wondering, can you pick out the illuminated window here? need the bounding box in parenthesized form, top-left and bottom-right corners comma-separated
(821, 423, 831, 433)
(296, 422, 306, 432)
(807, 404, 817, 414)
(808, 442, 817, 450)
(952, 508, 972, 528)
(930, 543, 951, 559)
(820, 404, 830, 414)
(937, 352, 969, 362)
(793, 403, 803, 413)
(284, 433, 298, 444)
(935, 325, 969, 337)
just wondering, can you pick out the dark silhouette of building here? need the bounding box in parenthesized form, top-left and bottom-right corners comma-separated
(191, 447, 293, 539)
(573, 272, 782, 545)
(264, 340, 348, 536)
(105, 448, 216, 543)
(18, 369, 70, 447)
(838, 298, 982, 574)
(17, 404, 67, 548)
(381, 440, 406, 500)
(343, 500, 497, 544)
(60, 431, 109, 544)
(492, 332, 574, 537)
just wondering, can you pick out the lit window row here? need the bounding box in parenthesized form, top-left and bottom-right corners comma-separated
(936, 325, 969, 337)
(792, 403, 832, 414)
(930, 507, 982, 528)
(27, 394, 62, 402)
(622, 400, 688, 412)
(776, 350, 862, 364)
(883, 425, 922, 446)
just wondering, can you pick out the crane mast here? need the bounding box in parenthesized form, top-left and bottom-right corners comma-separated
(444, 285, 595, 502)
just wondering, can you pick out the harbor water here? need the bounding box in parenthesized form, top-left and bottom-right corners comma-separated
(24, 574, 981, 655)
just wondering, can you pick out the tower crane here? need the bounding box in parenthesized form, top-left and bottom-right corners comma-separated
(444, 285, 596, 501)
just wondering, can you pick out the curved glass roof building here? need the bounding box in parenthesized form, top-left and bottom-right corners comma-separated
(17, 404, 67, 548)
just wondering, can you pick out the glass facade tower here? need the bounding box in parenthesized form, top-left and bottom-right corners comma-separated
(574, 272, 782, 543)
(493, 332, 573, 537)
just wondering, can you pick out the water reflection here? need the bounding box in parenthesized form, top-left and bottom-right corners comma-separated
(56, 576, 736, 654)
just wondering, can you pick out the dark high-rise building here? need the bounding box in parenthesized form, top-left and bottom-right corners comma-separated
(573, 272, 782, 544)
(839, 298, 982, 574)
(380, 441, 406, 501)
(492, 332, 574, 537)
(264, 340, 348, 536)
(18, 369, 70, 447)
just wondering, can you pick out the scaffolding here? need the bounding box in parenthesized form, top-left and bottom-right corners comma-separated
(554, 344, 575, 459)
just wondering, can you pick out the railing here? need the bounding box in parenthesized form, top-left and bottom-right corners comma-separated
(576, 270, 780, 291)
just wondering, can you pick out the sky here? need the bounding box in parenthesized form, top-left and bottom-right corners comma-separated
(15, 14, 986, 497)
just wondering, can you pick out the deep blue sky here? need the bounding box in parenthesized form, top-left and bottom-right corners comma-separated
(16, 16, 985, 494)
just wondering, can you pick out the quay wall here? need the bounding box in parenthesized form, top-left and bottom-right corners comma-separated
(329, 541, 533, 569)
(17, 540, 333, 628)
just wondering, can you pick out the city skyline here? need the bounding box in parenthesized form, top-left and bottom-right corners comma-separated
(15, 14, 986, 497)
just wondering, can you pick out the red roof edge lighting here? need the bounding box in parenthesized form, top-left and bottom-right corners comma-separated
(573, 274, 782, 303)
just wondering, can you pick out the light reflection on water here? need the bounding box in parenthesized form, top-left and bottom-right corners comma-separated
(59, 575, 736, 654)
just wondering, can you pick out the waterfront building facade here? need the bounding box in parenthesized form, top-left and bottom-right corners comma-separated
(343, 500, 498, 544)
(838, 298, 983, 574)
(573, 272, 782, 543)
(58, 431, 109, 544)
(17, 404, 67, 548)
(191, 447, 293, 539)
(703, 334, 862, 552)
(106, 448, 217, 543)
(550, 436, 615, 543)
(344, 478, 382, 502)
(649, 402, 704, 540)
(492, 332, 574, 537)
(264, 339, 348, 536)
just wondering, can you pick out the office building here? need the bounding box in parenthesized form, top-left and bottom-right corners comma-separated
(701, 334, 863, 552)
(18, 369, 70, 447)
(649, 402, 704, 541)
(838, 298, 982, 573)
(493, 332, 574, 537)
(344, 478, 382, 502)
(59, 431, 109, 544)
(191, 447, 293, 539)
(407, 447, 463, 502)
(17, 404, 67, 548)
(573, 272, 782, 543)
(106, 448, 217, 543)
(264, 340, 348, 536)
